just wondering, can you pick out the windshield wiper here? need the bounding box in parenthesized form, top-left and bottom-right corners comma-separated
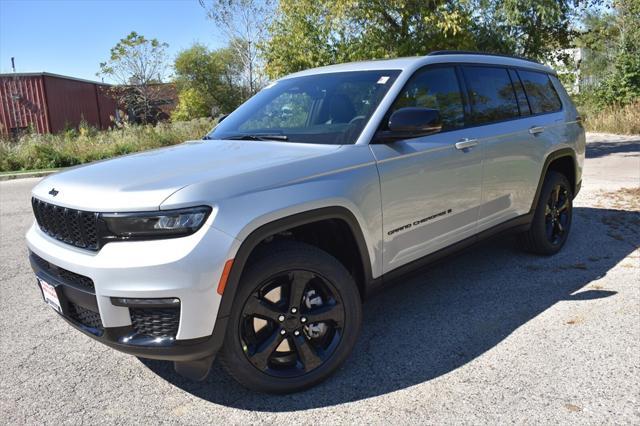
(223, 134, 289, 141)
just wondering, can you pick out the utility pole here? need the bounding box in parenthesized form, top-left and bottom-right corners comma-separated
(10, 57, 21, 135)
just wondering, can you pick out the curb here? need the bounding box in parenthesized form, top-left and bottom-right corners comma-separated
(0, 169, 60, 181)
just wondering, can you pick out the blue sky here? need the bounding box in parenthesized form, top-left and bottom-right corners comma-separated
(0, 0, 225, 82)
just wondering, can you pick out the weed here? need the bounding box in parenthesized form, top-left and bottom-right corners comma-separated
(582, 102, 640, 135)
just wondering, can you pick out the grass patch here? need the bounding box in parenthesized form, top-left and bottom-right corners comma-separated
(582, 102, 640, 135)
(0, 118, 214, 172)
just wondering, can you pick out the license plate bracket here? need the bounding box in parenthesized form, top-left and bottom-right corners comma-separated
(38, 277, 62, 314)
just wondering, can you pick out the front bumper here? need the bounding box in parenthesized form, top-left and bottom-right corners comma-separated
(26, 219, 238, 361)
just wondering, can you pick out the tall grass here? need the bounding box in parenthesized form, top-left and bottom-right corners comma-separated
(0, 118, 214, 172)
(582, 102, 640, 135)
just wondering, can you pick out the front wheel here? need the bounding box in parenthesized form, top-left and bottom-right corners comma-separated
(519, 171, 573, 255)
(219, 241, 362, 393)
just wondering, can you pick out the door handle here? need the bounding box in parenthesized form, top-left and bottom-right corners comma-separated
(455, 138, 479, 150)
(529, 126, 545, 135)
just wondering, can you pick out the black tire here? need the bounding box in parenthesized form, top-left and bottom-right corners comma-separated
(519, 171, 573, 255)
(219, 241, 362, 393)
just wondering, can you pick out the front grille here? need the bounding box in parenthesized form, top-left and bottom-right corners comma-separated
(68, 302, 103, 330)
(130, 308, 180, 339)
(31, 197, 99, 250)
(31, 253, 94, 292)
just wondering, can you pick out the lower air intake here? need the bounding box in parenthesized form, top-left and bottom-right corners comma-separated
(130, 307, 180, 339)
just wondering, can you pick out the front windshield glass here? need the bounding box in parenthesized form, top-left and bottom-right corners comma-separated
(208, 70, 401, 145)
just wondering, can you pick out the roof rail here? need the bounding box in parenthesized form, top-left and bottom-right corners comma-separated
(427, 50, 542, 65)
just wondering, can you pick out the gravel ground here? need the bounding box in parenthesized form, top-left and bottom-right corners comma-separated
(1, 133, 638, 425)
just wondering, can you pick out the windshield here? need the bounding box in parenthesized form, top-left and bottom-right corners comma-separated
(208, 70, 401, 145)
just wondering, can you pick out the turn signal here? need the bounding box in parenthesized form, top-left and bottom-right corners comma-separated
(217, 259, 234, 295)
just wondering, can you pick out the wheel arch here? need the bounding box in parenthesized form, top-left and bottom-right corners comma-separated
(530, 148, 579, 213)
(216, 207, 374, 322)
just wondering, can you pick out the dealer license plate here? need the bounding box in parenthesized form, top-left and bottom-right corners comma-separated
(38, 278, 62, 313)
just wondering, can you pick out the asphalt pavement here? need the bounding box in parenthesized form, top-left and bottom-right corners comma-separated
(1, 133, 638, 424)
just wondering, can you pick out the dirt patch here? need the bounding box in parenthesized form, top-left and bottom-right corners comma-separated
(566, 317, 583, 325)
(591, 187, 640, 245)
(596, 187, 640, 211)
(565, 403, 583, 412)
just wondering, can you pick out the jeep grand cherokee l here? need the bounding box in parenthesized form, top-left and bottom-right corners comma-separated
(27, 51, 584, 393)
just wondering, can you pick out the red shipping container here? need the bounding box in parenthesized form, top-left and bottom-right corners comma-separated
(0, 72, 117, 136)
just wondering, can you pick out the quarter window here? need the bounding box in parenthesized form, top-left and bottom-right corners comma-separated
(517, 70, 562, 114)
(508, 69, 531, 116)
(391, 67, 465, 130)
(463, 66, 520, 124)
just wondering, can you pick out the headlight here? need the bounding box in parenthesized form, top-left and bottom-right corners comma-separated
(101, 206, 212, 239)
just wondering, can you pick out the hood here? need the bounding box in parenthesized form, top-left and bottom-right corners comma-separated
(32, 140, 341, 212)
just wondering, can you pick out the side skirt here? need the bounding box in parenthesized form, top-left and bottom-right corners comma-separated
(365, 213, 532, 297)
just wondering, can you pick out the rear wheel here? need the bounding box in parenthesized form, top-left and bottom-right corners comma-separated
(519, 171, 573, 255)
(219, 241, 362, 393)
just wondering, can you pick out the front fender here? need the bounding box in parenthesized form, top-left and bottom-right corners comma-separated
(216, 205, 374, 318)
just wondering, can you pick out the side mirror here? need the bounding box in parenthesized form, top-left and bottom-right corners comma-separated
(217, 113, 229, 124)
(375, 107, 442, 143)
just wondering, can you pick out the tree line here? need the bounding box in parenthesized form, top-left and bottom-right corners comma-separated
(98, 0, 639, 123)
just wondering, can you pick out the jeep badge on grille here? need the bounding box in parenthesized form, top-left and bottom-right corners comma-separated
(48, 188, 59, 196)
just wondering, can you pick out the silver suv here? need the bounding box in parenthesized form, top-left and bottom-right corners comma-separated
(26, 52, 584, 393)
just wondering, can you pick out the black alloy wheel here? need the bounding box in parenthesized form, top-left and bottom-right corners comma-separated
(544, 183, 571, 245)
(219, 241, 362, 393)
(519, 171, 573, 255)
(240, 269, 345, 377)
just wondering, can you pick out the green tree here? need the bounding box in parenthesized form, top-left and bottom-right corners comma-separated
(469, 0, 598, 60)
(575, 9, 619, 82)
(173, 43, 244, 121)
(262, 0, 475, 79)
(595, 0, 640, 105)
(98, 31, 169, 123)
(171, 88, 211, 122)
(261, 0, 603, 79)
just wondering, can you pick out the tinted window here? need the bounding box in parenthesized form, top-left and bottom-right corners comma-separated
(517, 70, 562, 114)
(508, 69, 531, 116)
(240, 91, 313, 130)
(210, 70, 400, 144)
(391, 67, 464, 130)
(463, 66, 519, 124)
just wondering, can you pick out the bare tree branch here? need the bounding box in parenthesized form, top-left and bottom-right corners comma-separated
(199, 0, 275, 95)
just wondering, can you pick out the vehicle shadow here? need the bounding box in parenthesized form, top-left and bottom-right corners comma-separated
(141, 206, 638, 411)
(586, 138, 640, 158)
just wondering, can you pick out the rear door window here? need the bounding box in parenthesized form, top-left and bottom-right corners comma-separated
(517, 70, 562, 114)
(390, 66, 465, 130)
(462, 66, 520, 124)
